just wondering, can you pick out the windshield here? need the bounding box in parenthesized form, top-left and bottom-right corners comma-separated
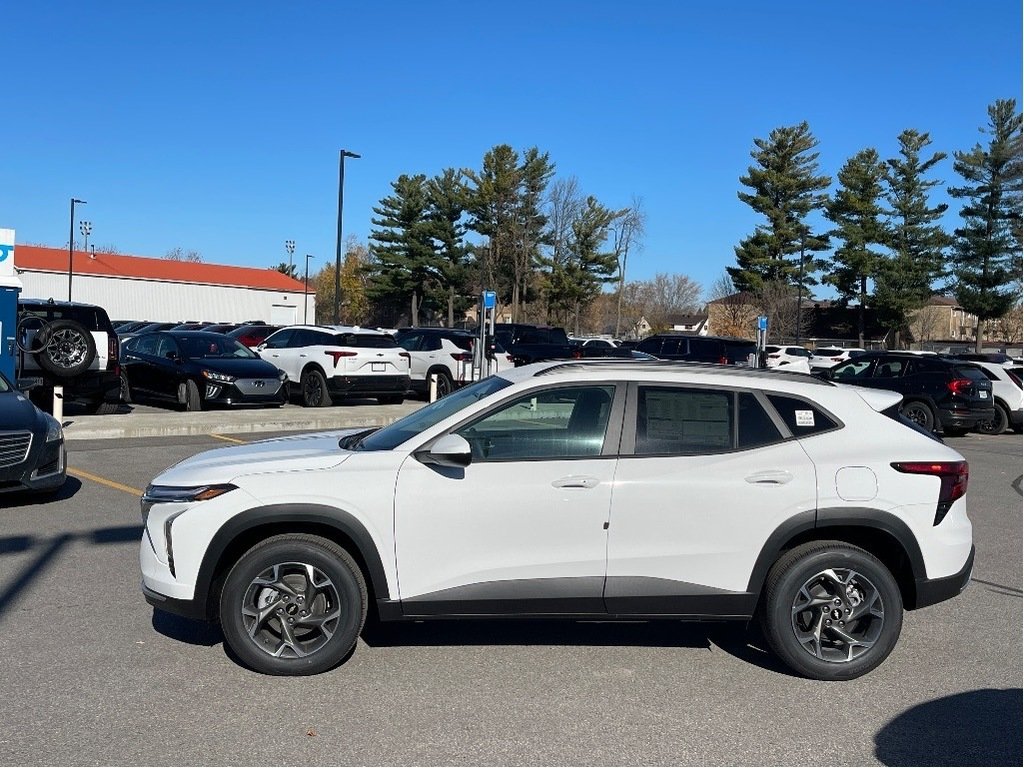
(179, 336, 258, 359)
(358, 375, 513, 451)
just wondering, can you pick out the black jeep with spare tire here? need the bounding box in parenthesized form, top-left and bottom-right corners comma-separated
(16, 298, 121, 414)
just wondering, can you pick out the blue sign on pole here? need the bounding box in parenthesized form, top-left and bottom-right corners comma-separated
(757, 315, 768, 332)
(482, 290, 496, 310)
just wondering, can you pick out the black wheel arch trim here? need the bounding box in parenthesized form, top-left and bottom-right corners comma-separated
(745, 507, 927, 597)
(190, 503, 390, 621)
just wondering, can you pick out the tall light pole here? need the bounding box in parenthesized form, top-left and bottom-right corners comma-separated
(304, 254, 315, 324)
(69, 198, 86, 301)
(80, 219, 92, 266)
(285, 239, 295, 276)
(335, 149, 360, 324)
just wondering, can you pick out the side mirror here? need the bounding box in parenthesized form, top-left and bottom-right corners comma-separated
(418, 433, 472, 468)
(256, 342, 267, 352)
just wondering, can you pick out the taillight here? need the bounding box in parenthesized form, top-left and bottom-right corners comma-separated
(719, 355, 728, 364)
(324, 350, 357, 366)
(450, 352, 472, 362)
(947, 378, 974, 396)
(891, 460, 969, 525)
(398, 351, 411, 368)
(572, 349, 583, 359)
(108, 337, 119, 364)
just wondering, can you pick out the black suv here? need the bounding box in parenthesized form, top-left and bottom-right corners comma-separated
(636, 334, 756, 365)
(823, 352, 994, 435)
(16, 299, 121, 414)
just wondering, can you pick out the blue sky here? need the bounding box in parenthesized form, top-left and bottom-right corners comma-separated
(3, 1, 1021, 300)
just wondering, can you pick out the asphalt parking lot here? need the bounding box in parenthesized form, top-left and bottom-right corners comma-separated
(0, 425, 1020, 766)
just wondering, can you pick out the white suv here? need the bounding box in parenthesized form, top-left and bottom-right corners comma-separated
(257, 325, 410, 406)
(140, 360, 974, 680)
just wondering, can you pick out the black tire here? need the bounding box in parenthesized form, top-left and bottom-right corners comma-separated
(301, 369, 333, 407)
(34, 320, 97, 378)
(759, 540, 903, 681)
(219, 534, 367, 676)
(900, 400, 935, 432)
(976, 402, 1009, 436)
(178, 379, 203, 411)
(432, 369, 454, 399)
(377, 394, 404, 405)
(119, 372, 132, 405)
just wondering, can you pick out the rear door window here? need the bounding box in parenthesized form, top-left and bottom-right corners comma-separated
(635, 386, 732, 454)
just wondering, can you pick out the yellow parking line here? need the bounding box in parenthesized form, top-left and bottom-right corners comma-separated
(69, 467, 143, 497)
(209, 433, 247, 444)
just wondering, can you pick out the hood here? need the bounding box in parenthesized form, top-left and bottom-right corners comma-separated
(0, 390, 46, 432)
(153, 428, 368, 487)
(193, 357, 283, 378)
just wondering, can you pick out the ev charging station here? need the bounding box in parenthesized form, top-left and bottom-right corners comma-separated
(752, 314, 768, 368)
(0, 228, 22, 383)
(473, 290, 497, 381)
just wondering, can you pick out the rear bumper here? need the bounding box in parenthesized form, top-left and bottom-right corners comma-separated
(914, 545, 974, 609)
(328, 374, 411, 396)
(938, 405, 992, 431)
(1010, 409, 1023, 431)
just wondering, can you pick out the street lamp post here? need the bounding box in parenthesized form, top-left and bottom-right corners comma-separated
(69, 198, 86, 301)
(335, 149, 360, 324)
(285, 239, 295, 276)
(304, 254, 315, 324)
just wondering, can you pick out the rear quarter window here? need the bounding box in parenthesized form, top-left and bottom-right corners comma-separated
(766, 394, 840, 436)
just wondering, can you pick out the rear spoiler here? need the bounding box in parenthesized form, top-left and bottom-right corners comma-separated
(846, 385, 903, 412)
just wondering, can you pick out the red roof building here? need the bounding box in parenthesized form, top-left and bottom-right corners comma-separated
(13, 244, 313, 324)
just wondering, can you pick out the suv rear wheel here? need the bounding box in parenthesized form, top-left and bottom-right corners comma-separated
(301, 369, 333, 407)
(760, 541, 902, 680)
(976, 402, 1009, 435)
(219, 534, 367, 675)
(899, 400, 935, 432)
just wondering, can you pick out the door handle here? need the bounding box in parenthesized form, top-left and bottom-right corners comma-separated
(552, 475, 600, 489)
(745, 470, 794, 486)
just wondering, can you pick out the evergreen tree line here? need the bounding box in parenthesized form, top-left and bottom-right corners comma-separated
(728, 98, 1022, 349)
(360, 145, 650, 333)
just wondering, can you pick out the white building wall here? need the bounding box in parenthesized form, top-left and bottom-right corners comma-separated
(17, 271, 315, 324)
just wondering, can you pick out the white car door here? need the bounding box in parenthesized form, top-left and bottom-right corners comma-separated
(605, 384, 817, 613)
(393, 383, 624, 615)
(258, 328, 300, 380)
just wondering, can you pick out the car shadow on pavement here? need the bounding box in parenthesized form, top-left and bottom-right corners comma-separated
(875, 688, 1023, 766)
(151, 610, 223, 647)
(0, 476, 83, 506)
(360, 616, 715, 651)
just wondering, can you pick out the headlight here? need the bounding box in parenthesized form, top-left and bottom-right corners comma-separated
(141, 483, 237, 521)
(202, 370, 236, 384)
(44, 414, 63, 443)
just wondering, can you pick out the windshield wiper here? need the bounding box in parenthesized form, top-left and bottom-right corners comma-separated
(338, 428, 376, 450)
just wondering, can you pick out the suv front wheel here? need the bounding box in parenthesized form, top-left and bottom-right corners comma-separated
(760, 541, 903, 680)
(219, 534, 367, 675)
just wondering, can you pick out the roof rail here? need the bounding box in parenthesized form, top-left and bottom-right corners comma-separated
(533, 359, 833, 385)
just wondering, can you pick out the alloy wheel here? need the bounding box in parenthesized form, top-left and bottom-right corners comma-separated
(241, 562, 342, 659)
(791, 567, 885, 663)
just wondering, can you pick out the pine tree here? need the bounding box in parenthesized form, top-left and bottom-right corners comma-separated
(464, 145, 521, 308)
(948, 99, 1023, 351)
(564, 196, 619, 334)
(510, 148, 555, 320)
(874, 130, 951, 346)
(367, 174, 438, 326)
(824, 148, 888, 346)
(425, 168, 472, 326)
(729, 122, 831, 293)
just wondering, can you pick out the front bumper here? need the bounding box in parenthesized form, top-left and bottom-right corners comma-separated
(142, 582, 208, 621)
(201, 380, 287, 407)
(914, 545, 975, 609)
(0, 439, 66, 494)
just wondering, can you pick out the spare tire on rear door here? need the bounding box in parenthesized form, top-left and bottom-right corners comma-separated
(33, 319, 97, 378)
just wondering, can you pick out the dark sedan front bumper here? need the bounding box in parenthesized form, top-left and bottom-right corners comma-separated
(0, 437, 66, 494)
(201, 378, 287, 407)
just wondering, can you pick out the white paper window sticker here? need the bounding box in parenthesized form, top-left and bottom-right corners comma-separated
(795, 409, 815, 427)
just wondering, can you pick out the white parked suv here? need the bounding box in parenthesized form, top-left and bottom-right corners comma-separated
(140, 360, 974, 680)
(257, 325, 410, 406)
(968, 360, 1023, 434)
(809, 347, 866, 371)
(764, 345, 813, 373)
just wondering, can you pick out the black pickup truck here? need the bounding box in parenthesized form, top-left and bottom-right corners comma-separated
(494, 323, 631, 366)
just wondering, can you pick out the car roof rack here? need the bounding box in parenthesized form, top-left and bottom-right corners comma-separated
(534, 358, 833, 385)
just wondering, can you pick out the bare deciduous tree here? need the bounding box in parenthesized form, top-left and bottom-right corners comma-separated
(165, 247, 202, 263)
(611, 198, 646, 337)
